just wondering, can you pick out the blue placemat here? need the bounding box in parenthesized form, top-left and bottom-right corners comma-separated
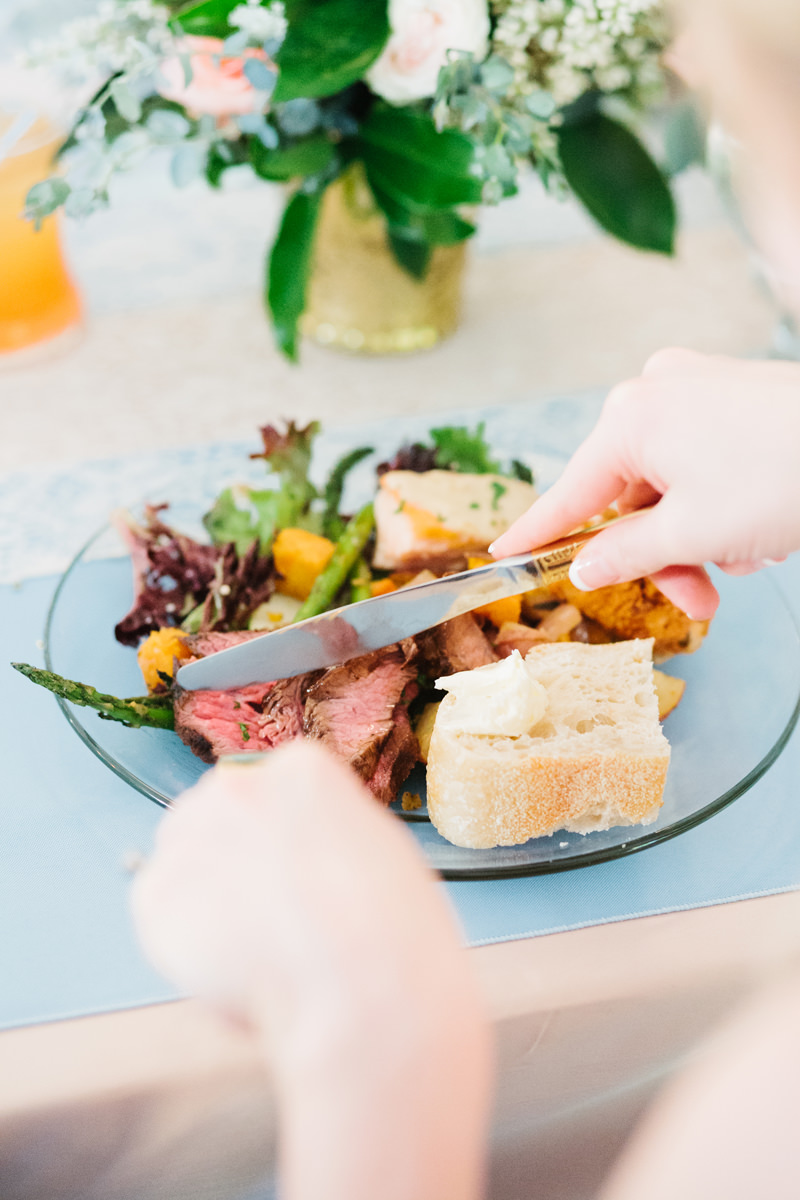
(2, 559, 800, 1031)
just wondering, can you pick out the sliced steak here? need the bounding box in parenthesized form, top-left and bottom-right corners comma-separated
(258, 672, 321, 746)
(174, 681, 272, 763)
(366, 707, 420, 805)
(417, 613, 498, 679)
(185, 630, 264, 659)
(303, 643, 418, 785)
(175, 632, 420, 799)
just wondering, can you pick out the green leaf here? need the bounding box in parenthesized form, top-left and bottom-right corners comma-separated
(146, 109, 191, 141)
(171, 142, 206, 186)
(205, 137, 249, 186)
(359, 106, 484, 209)
(203, 487, 280, 555)
(243, 57, 276, 92)
(479, 142, 517, 188)
(370, 176, 475, 245)
(524, 90, 556, 121)
(173, 0, 240, 38)
(252, 420, 320, 489)
(387, 230, 432, 280)
(509, 458, 534, 485)
(663, 100, 706, 176)
(56, 74, 120, 159)
(430, 423, 501, 474)
(273, 0, 390, 102)
(102, 94, 188, 142)
(249, 135, 335, 181)
(558, 113, 676, 255)
(24, 178, 71, 225)
(480, 56, 515, 95)
(64, 186, 101, 218)
(204, 421, 324, 554)
(266, 188, 324, 360)
(110, 78, 142, 123)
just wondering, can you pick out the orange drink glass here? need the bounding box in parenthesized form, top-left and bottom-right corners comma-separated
(0, 114, 82, 357)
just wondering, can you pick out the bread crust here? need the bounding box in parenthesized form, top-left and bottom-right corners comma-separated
(427, 727, 668, 848)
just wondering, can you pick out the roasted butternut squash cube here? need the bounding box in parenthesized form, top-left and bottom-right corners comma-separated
(466, 555, 522, 626)
(370, 577, 398, 597)
(137, 627, 192, 692)
(273, 528, 335, 600)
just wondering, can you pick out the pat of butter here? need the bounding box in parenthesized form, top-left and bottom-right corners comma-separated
(436, 650, 548, 737)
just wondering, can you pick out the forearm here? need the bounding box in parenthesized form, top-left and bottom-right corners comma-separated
(265, 961, 492, 1200)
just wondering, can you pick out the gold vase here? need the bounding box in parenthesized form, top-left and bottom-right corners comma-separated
(300, 166, 467, 355)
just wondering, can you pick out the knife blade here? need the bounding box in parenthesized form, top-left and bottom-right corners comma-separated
(175, 509, 643, 691)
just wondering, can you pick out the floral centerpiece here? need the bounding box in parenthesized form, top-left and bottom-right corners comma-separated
(25, 0, 680, 359)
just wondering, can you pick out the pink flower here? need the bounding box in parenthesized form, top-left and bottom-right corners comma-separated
(158, 36, 269, 118)
(367, 0, 489, 105)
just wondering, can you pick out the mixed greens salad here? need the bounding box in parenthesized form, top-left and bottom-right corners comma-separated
(13, 419, 533, 727)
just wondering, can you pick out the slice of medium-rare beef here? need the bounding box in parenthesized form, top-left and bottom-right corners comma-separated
(184, 629, 265, 659)
(366, 705, 420, 805)
(417, 613, 498, 680)
(176, 632, 315, 761)
(257, 672, 321, 746)
(174, 681, 272, 763)
(303, 643, 418, 782)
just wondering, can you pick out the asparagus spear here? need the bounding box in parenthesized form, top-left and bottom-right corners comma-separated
(322, 446, 373, 540)
(349, 557, 372, 604)
(12, 663, 174, 729)
(295, 502, 375, 621)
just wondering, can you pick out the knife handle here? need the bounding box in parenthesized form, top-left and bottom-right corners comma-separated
(503, 505, 656, 588)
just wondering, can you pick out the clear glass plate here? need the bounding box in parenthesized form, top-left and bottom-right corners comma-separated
(45, 526, 800, 880)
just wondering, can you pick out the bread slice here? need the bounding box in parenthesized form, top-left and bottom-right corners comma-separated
(426, 640, 669, 849)
(372, 470, 537, 570)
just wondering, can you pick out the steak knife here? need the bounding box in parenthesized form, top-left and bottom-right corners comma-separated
(176, 510, 643, 691)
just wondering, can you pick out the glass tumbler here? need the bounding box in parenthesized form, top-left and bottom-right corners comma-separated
(0, 112, 82, 358)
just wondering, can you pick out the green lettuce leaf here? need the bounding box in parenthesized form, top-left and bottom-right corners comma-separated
(203, 422, 323, 554)
(430, 423, 502, 474)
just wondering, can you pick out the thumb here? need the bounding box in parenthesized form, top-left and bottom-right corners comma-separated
(569, 507, 720, 619)
(569, 504, 677, 589)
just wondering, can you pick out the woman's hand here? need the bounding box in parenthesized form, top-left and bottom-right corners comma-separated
(491, 349, 800, 619)
(130, 741, 492, 1200)
(601, 972, 800, 1200)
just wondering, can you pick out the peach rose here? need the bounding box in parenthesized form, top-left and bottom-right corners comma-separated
(367, 0, 490, 105)
(157, 35, 270, 118)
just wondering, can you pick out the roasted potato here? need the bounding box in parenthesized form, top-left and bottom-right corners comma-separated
(415, 700, 442, 764)
(653, 669, 686, 720)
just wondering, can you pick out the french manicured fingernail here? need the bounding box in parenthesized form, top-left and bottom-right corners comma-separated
(762, 557, 785, 567)
(569, 553, 620, 591)
(487, 541, 500, 556)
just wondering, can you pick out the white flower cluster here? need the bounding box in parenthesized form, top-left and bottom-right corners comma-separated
(491, 0, 667, 109)
(229, 0, 287, 44)
(22, 0, 175, 83)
